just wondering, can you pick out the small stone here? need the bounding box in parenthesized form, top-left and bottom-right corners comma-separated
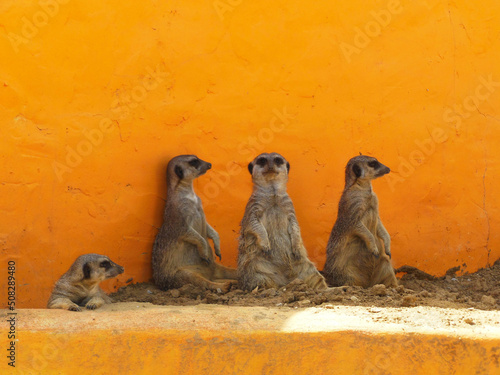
(282, 293, 296, 304)
(206, 293, 218, 304)
(464, 318, 475, 325)
(297, 299, 311, 307)
(261, 288, 277, 297)
(216, 288, 223, 294)
(313, 295, 327, 305)
(350, 296, 359, 302)
(481, 295, 496, 306)
(322, 287, 343, 299)
(371, 284, 387, 296)
(146, 290, 153, 294)
(401, 295, 417, 307)
(252, 286, 259, 294)
(170, 289, 180, 298)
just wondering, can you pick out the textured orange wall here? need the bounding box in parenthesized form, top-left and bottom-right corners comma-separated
(0, 0, 499, 308)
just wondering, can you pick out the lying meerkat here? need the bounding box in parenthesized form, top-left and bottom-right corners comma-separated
(323, 155, 398, 288)
(152, 155, 238, 293)
(238, 152, 327, 291)
(47, 253, 124, 311)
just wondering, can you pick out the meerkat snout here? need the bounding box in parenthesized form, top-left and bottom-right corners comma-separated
(248, 153, 291, 187)
(82, 258, 124, 283)
(348, 156, 390, 184)
(171, 155, 212, 182)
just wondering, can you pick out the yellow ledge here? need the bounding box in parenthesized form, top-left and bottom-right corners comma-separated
(3, 303, 500, 374)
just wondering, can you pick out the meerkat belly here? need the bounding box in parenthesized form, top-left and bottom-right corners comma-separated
(261, 206, 292, 261)
(363, 209, 379, 235)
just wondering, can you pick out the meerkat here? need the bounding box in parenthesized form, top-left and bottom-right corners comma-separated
(47, 253, 124, 311)
(323, 155, 398, 288)
(152, 155, 238, 293)
(238, 152, 327, 291)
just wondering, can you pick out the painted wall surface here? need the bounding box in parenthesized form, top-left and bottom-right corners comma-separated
(0, 0, 499, 308)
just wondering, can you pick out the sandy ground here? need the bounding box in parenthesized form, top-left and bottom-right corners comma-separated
(111, 259, 500, 311)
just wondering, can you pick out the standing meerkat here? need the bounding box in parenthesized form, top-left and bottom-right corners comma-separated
(238, 152, 327, 291)
(152, 155, 238, 292)
(323, 155, 398, 288)
(47, 253, 124, 311)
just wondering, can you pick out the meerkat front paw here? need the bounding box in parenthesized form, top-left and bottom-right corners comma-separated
(214, 245, 222, 261)
(200, 254, 213, 265)
(384, 244, 391, 258)
(85, 297, 104, 310)
(68, 304, 82, 312)
(291, 244, 304, 259)
(258, 238, 271, 253)
(217, 281, 233, 294)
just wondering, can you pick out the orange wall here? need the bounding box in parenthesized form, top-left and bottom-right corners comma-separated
(1, 0, 499, 308)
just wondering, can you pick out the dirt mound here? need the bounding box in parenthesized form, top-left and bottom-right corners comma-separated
(111, 260, 500, 310)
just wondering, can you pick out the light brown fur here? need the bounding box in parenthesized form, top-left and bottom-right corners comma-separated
(152, 155, 237, 292)
(323, 155, 398, 288)
(47, 253, 124, 311)
(238, 152, 327, 291)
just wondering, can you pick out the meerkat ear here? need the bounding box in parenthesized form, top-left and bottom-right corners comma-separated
(248, 162, 254, 175)
(174, 165, 184, 179)
(82, 263, 91, 279)
(286, 161, 290, 173)
(353, 163, 363, 178)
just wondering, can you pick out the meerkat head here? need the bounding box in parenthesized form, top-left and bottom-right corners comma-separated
(346, 155, 390, 186)
(72, 254, 125, 284)
(167, 155, 212, 188)
(248, 152, 290, 188)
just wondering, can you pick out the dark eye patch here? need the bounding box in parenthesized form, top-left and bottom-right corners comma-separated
(274, 157, 284, 166)
(368, 160, 380, 169)
(188, 159, 200, 168)
(100, 261, 111, 270)
(256, 157, 267, 166)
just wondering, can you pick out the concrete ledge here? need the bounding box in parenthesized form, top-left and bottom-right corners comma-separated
(3, 303, 500, 374)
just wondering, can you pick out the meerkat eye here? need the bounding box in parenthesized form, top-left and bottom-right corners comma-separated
(100, 261, 111, 270)
(188, 159, 200, 168)
(256, 157, 267, 167)
(274, 157, 284, 166)
(368, 161, 380, 169)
